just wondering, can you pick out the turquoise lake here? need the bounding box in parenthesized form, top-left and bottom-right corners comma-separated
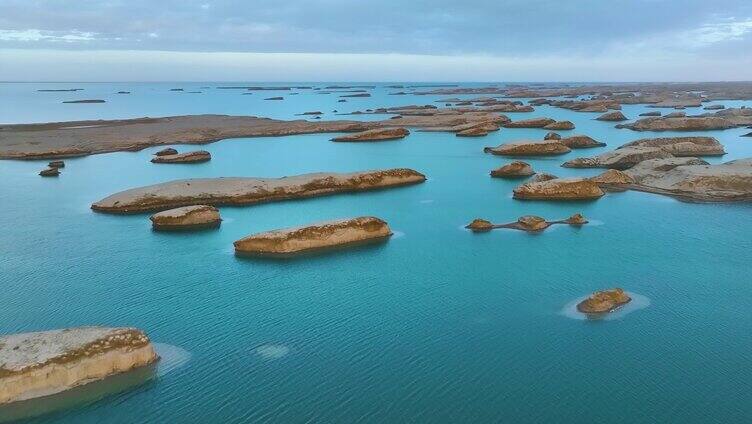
(1, 82, 751, 423)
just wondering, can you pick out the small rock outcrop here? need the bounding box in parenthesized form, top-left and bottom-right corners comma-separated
(639, 111, 661, 117)
(512, 178, 605, 200)
(576, 288, 632, 314)
(48, 160, 65, 168)
(544, 132, 561, 140)
(0, 327, 158, 404)
(39, 167, 60, 177)
(618, 136, 725, 156)
(154, 147, 178, 157)
(529, 173, 558, 183)
(562, 146, 673, 169)
(543, 120, 575, 130)
(589, 169, 635, 186)
(490, 161, 535, 178)
(234, 216, 392, 256)
(559, 135, 606, 149)
(502, 117, 556, 128)
(465, 219, 494, 232)
(484, 140, 571, 156)
(150, 205, 221, 231)
(596, 111, 628, 121)
(151, 150, 211, 164)
(331, 128, 409, 142)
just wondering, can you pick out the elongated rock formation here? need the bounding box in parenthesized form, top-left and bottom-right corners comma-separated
(234, 216, 392, 256)
(562, 146, 673, 169)
(466, 214, 588, 232)
(502, 117, 556, 128)
(91, 169, 426, 213)
(0, 327, 158, 404)
(331, 127, 409, 142)
(151, 150, 211, 163)
(513, 178, 604, 200)
(150, 205, 221, 231)
(490, 161, 535, 178)
(484, 140, 570, 156)
(617, 136, 725, 156)
(616, 116, 735, 131)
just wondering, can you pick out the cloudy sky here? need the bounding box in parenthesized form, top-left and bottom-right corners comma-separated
(1, 0, 752, 81)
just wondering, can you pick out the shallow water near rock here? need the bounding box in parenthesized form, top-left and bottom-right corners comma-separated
(2, 82, 752, 423)
(560, 292, 651, 321)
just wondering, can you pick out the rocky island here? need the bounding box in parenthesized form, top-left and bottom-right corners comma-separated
(91, 168, 427, 213)
(512, 178, 605, 200)
(151, 150, 211, 164)
(331, 128, 409, 142)
(466, 214, 588, 232)
(150, 205, 221, 231)
(0, 327, 158, 404)
(234, 216, 392, 256)
(576, 288, 632, 314)
(484, 140, 571, 156)
(490, 161, 535, 178)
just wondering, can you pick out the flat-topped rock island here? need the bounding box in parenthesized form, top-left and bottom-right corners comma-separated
(0, 327, 158, 404)
(234, 216, 393, 257)
(91, 168, 427, 213)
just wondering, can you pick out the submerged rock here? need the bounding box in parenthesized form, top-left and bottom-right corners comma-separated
(562, 146, 672, 169)
(154, 147, 178, 157)
(704, 104, 725, 110)
(596, 111, 628, 121)
(543, 120, 575, 130)
(91, 169, 427, 213)
(39, 167, 60, 177)
(484, 140, 571, 156)
(618, 136, 725, 157)
(150, 205, 221, 231)
(331, 128, 409, 142)
(490, 161, 535, 178)
(62, 100, 105, 104)
(503, 117, 556, 128)
(151, 150, 211, 164)
(559, 135, 606, 149)
(513, 178, 604, 200)
(234, 216, 392, 256)
(0, 327, 158, 404)
(576, 288, 632, 314)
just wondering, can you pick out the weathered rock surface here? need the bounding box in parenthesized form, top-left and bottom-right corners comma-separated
(544, 132, 561, 140)
(529, 173, 558, 183)
(39, 167, 59, 177)
(0, 327, 158, 404)
(619, 136, 725, 156)
(623, 157, 752, 202)
(512, 178, 604, 200)
(484, 140, 571, 156)
(503, 118, 556, 128)
(234, 216, 392, 256)
(589, 169, 635, 186)
(150, 150, 211, 163)
(559, 135, 606, 149)
(639, 111, 661, 117)
(616, 116, 735, 131)
(150, 205, 221, 231)
(466, 214, 588, 233)
(562, 146, 673, 169)
(543, 121, 575, 130)
(331, 127, 409, 142)
(490, 161, 535, 178)
(91, 169, 427, 213)
(154, 147, 178, 156)
(48, 160, 65, 168)
(704, 104, 725, 110)
(577, 288, 631, 314)
(596, 111, 628, 121)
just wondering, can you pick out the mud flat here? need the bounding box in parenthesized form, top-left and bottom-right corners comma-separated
(91, 169, 426, 214)
(0, 327, 158, 404)
(234, 216, 392, 257)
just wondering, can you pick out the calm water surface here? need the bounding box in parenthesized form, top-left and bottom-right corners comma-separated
(1, 83, 751, 423)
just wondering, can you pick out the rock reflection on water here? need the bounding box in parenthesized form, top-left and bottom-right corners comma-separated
(0, 343, 189, 423)
(560, 292, 650, 321)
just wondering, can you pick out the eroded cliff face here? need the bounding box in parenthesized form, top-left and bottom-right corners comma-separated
(234, 216, 392, 256)
(0, 327, 158, 404)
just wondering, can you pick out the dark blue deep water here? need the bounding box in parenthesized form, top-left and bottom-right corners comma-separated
(1, 82, 751, 423)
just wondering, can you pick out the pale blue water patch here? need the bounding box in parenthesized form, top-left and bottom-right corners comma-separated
(1, 83, 752, 423)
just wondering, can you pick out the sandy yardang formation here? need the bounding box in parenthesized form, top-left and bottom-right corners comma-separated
(577, 289, 632, 314)
(0, 327, 157, 404)
(91, 169, 426, 213)
(150, 205, 221, 230)
(234, 216, 392, 256)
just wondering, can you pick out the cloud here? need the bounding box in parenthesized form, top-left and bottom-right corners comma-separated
(0, 29, 97, 42)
